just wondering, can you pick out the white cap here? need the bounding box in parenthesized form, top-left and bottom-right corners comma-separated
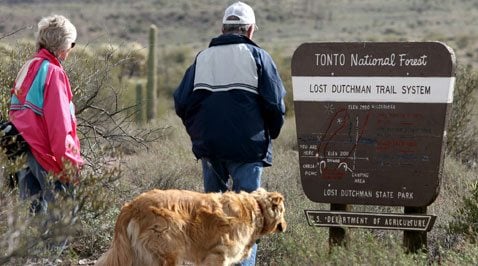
(223, 1, 256, 25)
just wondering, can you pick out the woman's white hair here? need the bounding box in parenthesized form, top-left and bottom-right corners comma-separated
(36, 15, 77, 56)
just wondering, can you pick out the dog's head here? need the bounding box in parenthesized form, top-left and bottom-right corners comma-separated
(253, 188, 287, 235)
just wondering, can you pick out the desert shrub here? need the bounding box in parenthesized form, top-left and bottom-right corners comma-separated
(267, 47, 294, 116)
(446, 65, 478, 165)
(0, 41, 35, 120)
(65, 43, 164, 154)
(448, 181, 478, 243)
(157, 45, 195, 96)
(438, 240, 478, 265)
(0, 161, 122, 264)
(426, 155, 477, 262)
(93, 42, 146, 83)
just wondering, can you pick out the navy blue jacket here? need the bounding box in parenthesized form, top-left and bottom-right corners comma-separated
(174, 34, 286, 166)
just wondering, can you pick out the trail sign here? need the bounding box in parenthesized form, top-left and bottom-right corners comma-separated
(292, 42, 456, 207)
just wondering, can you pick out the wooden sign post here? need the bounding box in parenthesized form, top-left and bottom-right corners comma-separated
(291, 42, 456, 252)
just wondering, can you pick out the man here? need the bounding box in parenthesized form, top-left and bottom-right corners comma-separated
(174, 2, 286, 264)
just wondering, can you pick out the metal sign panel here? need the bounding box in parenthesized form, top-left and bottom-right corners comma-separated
(292, 42, 456, 206)
(304, 210, 436, 231)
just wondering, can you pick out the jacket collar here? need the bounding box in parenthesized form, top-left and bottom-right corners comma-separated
(209, 34, 260, 48)
(35, 48, 62, 67)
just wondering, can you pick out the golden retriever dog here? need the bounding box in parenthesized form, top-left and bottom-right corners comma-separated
(95, 188, 286, 266)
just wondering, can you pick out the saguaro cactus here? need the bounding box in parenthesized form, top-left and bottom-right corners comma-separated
(146, 24, 157, 121)
(135, 82, 143, 124)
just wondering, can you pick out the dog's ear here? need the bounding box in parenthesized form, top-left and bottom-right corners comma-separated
(265, 192, 287, 233)
(268, 192, 284, 211)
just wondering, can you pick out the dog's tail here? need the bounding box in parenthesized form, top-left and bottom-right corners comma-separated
(95, 204, 135, 266)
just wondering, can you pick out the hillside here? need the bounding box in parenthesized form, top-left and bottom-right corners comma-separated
(1, 0, 478, 68)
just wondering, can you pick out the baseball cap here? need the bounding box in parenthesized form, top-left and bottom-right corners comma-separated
(223, 2, 256, 26)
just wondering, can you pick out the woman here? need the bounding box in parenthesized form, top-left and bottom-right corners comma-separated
(9, 15, 83, 213)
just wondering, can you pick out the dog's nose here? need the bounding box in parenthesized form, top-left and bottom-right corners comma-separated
(277, 221, 287, 232)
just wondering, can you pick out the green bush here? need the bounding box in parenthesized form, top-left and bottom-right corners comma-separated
(0, 41, 35, 120)
(446, 66, 478, 164)
(448, 181, 478, 243)
(157, 45, 195, 96)
(268, 47, 294, 116)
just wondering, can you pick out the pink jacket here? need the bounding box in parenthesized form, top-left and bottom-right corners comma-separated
(9, 49, 83, 180)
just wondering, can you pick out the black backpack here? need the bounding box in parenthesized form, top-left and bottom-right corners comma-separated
(0, 120, 28, 160)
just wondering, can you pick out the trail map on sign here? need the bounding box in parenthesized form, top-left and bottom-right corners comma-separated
(292, 42, 455, 206)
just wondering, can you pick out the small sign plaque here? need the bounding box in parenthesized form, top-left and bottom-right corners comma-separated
(305, 210, 436, 231)
(292, 42, 456, 206)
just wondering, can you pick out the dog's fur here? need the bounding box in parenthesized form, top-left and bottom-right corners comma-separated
(95, 188, 286, 266)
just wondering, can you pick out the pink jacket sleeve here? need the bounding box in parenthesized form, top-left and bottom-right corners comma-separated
(43, 66, 84, 170)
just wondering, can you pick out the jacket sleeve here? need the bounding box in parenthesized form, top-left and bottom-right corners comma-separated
(173, 63, 196, 120)
(257, 51, 286, 139)
(43, 67, 83, 170)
